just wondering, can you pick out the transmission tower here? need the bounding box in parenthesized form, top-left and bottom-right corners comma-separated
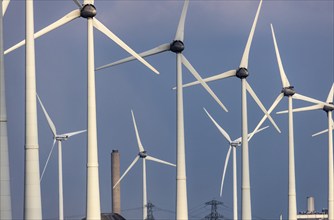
(204, 200, 224, 220)
(146, 202, 155, 220)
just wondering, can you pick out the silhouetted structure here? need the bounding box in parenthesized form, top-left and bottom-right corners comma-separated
(146, 202, 155, 220)
(204, 200, 224, 220)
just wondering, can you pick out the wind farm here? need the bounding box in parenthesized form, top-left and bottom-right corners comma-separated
(1, 0, 333, 220)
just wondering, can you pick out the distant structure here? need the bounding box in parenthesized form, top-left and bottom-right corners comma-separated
(146, 202, 155, 220)
(111, 150, 121, 214)
(297, 196, 328, 220)
(204, 200, 224, 220)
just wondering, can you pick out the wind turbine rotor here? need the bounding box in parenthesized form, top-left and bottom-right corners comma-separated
(323, 102, 334, 112)
(80, 3, 96, 18)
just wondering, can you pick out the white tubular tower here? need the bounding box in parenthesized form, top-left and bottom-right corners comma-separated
(24, 0, 42, 219)
(0, 0, 12, 218)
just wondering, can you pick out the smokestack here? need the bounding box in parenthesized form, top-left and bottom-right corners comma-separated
(307, 196, 315, 213)
(111, 150, 121, 214)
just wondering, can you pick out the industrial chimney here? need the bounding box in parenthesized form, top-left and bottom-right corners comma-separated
(111, 150, 121, 214)
(307, 196, 315, 214)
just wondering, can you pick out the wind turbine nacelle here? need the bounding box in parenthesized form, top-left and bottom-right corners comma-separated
(55, 135, 69, 141)
(170, 40, 185, 53)
(139, 151, 147, 158)
(282, 86, 295, 96)
(323, 102, 334, 112)
(81, 4, 97, 18)
(236, 67, 249, 79)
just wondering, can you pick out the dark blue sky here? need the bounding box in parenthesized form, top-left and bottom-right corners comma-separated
(3, 0, 334, 219)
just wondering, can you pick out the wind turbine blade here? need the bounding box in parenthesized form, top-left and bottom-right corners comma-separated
(72, 0, 82, 9)
(36, 94, 57, 137)
(276, 104, 323, 115)
(2, 0, 10, 16)
(113, 155, 140, 189)
(61, 129, 87, 138)
(312, 129, 329, 137)
(40, 140, 57, 181)
(146, 155, 176, 167)
(270, 24, 290, 88)
(220, 146, 232, 197)
(239, 0, 262, 69)
(293, 93, 334, 108)
(131, 110, 145, 152)
(203, 108, 232, 143)
(172, 70, 236, 90)
(96, 43, 170, 71)
(326, 83, 334, 103)
(246, 81, 281, 133)
(174, 0, 189, 41)
(247, 126, 269, 142)
(182, 55, 228, 112)
(4, 9, 81, 55)
(248, 93, 284, 141)
(92, 18, 159, 74)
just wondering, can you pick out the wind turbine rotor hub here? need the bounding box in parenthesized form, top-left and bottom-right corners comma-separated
(80, 4, 97, 18)
(139, 151, 147, 158)
(323, 102, 334, 112)
(236, 67, 249, 79)
(170, 40, 184, 53)
(282, 86, 296, 96)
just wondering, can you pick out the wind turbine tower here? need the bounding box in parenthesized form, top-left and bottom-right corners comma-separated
(24, 0, 43, 218)
(0, 0, 12, 218)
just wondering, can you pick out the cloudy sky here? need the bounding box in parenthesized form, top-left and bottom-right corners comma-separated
(3, 0, 334, 219)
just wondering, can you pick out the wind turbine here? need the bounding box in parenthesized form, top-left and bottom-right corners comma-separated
(5, 1, 160, 219)
(204, 108, 269, 220)
(250, 24, 334, 220)
(276, 83, 334, 220)
(113, 110, 176, 220)
(177, 1, 284, 219)
(37, 94, 86, 220)
(95, 2, 228, 218)
(0, 0, 12, 219)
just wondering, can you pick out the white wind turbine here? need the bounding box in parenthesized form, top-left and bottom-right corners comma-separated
(178, 1, 283, 219)
(37, 94, 86, 220)
(113, 110, 176, 220)
(276, 83, 334, 220)
(0, 0, 12, 219)
(95, 1, 228, 219)
(250, 24, 334, 220)
(5, 1, 159, 219)
(204, 108, 269, 220)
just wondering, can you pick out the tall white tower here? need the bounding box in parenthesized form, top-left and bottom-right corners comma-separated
(0, 0, 12, 219)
